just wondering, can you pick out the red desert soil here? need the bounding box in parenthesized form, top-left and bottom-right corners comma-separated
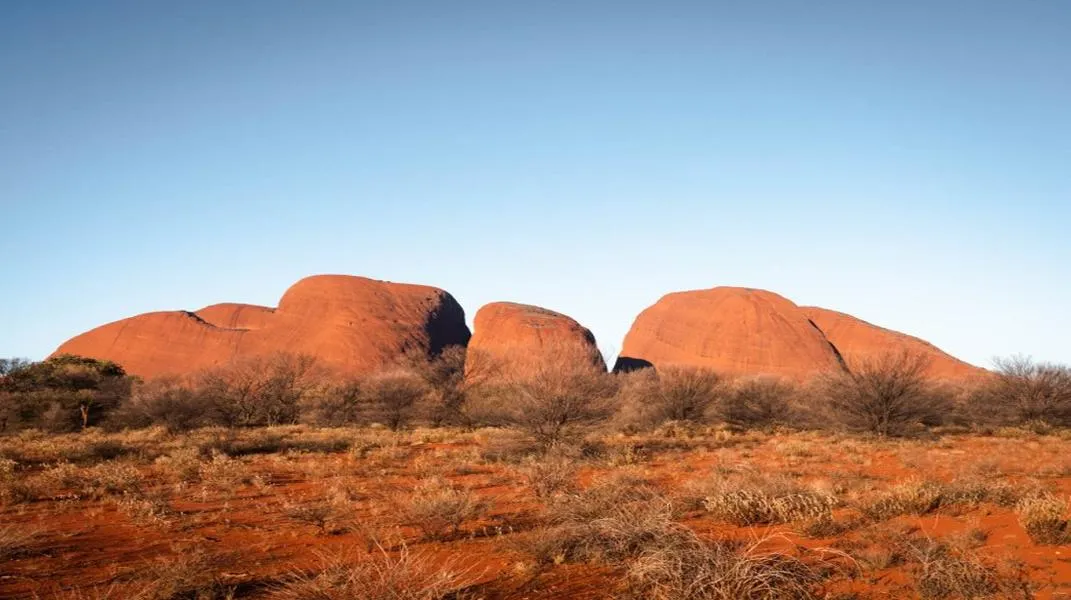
(51, 275, 471, 379)
(803, 306, 985, 380)
(615, 287, 845, 378)
(467, 302, 605, 375)
(3, 429, 1071, 598)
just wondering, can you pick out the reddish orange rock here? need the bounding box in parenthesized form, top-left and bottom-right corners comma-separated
(802, 307, 984, 381)
(467, 302, 605, 375)
(52, 275, 471, 379)
(615, 287, 844, 379)
(195, 303, 275, 330)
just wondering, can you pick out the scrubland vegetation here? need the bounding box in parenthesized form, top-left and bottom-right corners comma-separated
(2, 349, 1071, 598)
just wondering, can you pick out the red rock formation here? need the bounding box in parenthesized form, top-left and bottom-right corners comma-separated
(195, 303, 274, 330)
(615, 287, 844, 379)
(803, 307, 983, 380)
(468, 302, 605, 376)
(53, 275, 471, 379)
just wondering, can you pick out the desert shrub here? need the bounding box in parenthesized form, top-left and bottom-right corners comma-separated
(283, 499, 347, 535)
(1016, 493, 1070, 544)
(269, 544, 478, 600)
(636, 366, 722, 426)
(971, 356, 1071, 427)
(198, 353, 326, 428)
(396, 345, 498, 428)
(491, 342, 617, 447)
(527, 494, 682, 566)
(301, 379, 364, 426)
(519, 454, 579, 498)
(133, 548, 237, 600)
(396, 477, 487, 540)
(0, 355, 132, 431)
(702, 483, 837, 526)
(623, 535, 820, 600)
(717, 377, 797, 429)
(820, 352, 951, 436)
(360, 370, 428, 431)
(107, 376, 214, 432)
(198, 451, 255, 491)
(908, 539, 1031, 599)
(860, 480, 945, 520)
(860, 479, 1036, 522)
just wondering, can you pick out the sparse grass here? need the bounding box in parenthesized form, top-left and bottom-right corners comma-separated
(268, 544, 478, 600)
(283, 499, 348, 535)
(132, 548, 238, 600)
(0, 524, 38, 560)
(1016, 493, 1071, 544)
(518, 454, 578, 498)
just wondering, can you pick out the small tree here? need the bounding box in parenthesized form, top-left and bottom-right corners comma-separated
(821, 351, 947, 436)
(1, 354, 132, 431)
(361, 370, 427, 431)
(974, 356, 1071, 426)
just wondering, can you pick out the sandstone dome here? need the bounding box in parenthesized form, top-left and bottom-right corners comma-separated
(467, 302, 605, 376)
(52, 275, 471, 379)
(803, 307, 983, 380)
(614, 287, 844, 379)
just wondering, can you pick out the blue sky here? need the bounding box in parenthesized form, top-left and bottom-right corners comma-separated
(2, 1, 1069, 367)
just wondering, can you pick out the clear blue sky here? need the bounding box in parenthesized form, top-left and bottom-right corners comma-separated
(2, 1, 1069, 367)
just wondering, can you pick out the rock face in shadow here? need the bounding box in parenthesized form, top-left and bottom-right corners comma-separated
(615, 287, 844, 379)
(803, 307, 983, 380)
(467, 302, 605, 376)
(52, 275, 471, 379)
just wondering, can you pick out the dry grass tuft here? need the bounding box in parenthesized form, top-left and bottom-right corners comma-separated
(623, 535, 821, 600)
(396, 477, 487, 541)
(269, 544, 479, 600)
(0, 524, 39, 560)
(909, 539, 1032, 599)
(1016, 493, 1070, 545)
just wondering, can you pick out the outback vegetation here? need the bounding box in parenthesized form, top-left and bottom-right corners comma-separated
(2, 349, 1071, 598)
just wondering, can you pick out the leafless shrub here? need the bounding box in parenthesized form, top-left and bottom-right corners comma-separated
(283, 499, 346, 535)
(622, 366, 722, 428)
(972, 356, 1071, 427)
(268, 544, 478, 600)
(107, 375, 213, 432)
(396, 477, 487, 540)
(717, 377, 797, 429)
(492, 342, 616, 447)
(1016, 493, 1070, 544)
(360, 370, 428, 431)
(820, 352, 950, 436)
(198, 353, 327, 428)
